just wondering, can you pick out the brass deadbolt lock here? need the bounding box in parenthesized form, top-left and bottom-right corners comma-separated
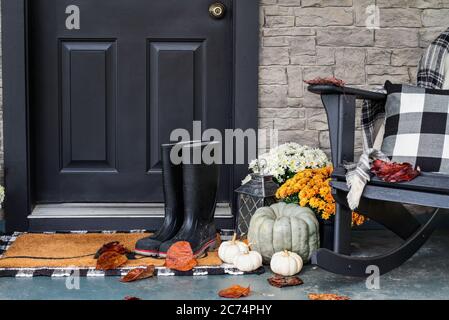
(209, 2, 226, 19)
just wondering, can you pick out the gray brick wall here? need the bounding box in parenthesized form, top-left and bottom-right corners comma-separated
(0, 1, 448, 184)
(259, 0, 449, 157)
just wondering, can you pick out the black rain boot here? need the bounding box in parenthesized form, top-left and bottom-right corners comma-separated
(135, 141, 196, 256)
(158, 141, 221, 258)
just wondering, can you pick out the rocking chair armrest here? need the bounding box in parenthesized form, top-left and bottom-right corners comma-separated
(308, 85, 387, 101)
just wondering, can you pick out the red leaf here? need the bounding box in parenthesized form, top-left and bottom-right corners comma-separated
(165, 241, 198, 272)
(308, 293, 350, 300)
(96, 251, 128, 270)
(371, 160, 420, 183)
(218, 285, 251, 299)
(304, 77, 346, 87)
(120, 265, 155, 282)
(95, 241, 131, 259)
(267, 275, 304, 288)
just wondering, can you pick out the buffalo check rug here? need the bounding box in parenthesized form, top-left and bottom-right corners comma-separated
(0, 230, 265, 277)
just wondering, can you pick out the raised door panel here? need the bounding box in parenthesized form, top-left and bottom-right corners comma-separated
(147, 42, 204, 170)
(60, 41, 117, 172)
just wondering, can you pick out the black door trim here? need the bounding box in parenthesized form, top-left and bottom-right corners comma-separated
(2, 0, 260, 232)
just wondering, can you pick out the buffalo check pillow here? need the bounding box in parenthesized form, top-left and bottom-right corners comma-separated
(381, 81, 449, 174)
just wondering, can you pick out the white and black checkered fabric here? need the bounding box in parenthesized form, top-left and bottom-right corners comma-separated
(381, 81, 449, 173)
(362, 27, 449, 150)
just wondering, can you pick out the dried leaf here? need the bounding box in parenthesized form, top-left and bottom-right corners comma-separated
(218, 285, 251, 299)
(95, 241, 131, 259)
(308, 293, 350, 300)
(165, 241, 198, 272)
(267, 275, 304, 288)
(120, 265, 155, 282)
(124, 296, 141, 300)
(215, 233, 222, 248)
(304, 77, 346, 87)
(371, 160, 420, 183)
(96, 251, 128, 270)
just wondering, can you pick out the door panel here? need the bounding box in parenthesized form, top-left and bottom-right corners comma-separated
(29, 0, 232, 204)
(61, 41, 117, 172)
(148, 42, 203, 170)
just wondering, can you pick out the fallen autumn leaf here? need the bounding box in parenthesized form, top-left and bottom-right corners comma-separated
(165, 241, 198, 272)
(267, 275, 304, 288)
(308, 293, 350, 300)
(218, 285, 251, 299)
(121, 265, 155, 282)
(96, 251, 128, 270)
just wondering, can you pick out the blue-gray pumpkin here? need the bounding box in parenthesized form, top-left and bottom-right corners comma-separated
(248, 202, 320, 263)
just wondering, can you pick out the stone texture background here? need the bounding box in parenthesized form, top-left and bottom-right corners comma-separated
(0, 1, 449, 182)
(258, 0, 449, 158)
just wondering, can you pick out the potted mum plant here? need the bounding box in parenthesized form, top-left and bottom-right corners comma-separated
(244, 143, 365, 250)
(275, 167, 365, 249)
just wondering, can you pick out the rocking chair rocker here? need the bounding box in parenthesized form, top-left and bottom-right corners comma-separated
(307, 84, 447, 277)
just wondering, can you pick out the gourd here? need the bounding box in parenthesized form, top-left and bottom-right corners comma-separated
(233, 248, 263, 272)
(218, 233, 249, 264)
(270, 250, 303, 276)
(248, 202, 320, 263)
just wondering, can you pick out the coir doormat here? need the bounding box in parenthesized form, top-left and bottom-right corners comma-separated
(0, 231, 265, 278)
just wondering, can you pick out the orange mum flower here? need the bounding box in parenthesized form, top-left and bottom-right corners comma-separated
(276, 167, 365, 226)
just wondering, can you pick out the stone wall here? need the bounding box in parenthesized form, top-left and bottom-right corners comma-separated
(259, 0, 449, 158)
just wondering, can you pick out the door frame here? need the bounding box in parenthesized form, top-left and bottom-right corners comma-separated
(2, 0, 259, 232)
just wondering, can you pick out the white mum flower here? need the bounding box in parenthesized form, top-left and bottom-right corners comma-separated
(245, 143, 330, 184)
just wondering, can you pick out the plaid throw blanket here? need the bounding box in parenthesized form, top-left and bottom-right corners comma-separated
(347, 28, 449, 210)
(418, 28, 449, 89)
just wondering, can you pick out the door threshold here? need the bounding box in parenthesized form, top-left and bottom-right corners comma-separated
(29, 203, 233, 219)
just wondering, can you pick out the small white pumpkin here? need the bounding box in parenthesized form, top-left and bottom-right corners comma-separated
(233, 248, 263, 272)
(218, 233, 249, 264)
(270, 250, 303, 276)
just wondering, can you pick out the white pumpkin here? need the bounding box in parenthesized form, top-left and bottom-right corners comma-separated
(248, 202, 320, 263)
(270, 250, 303, 276)
(218, 233, 249, 264)
(233, 248, 263, 272)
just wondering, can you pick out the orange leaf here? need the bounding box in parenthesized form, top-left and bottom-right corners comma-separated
(120, 265, 155, 282)
(96, 251, 128, 270)
(165, 241, 198, 272)
(308, 293, 350, 300)
(218, 285, 251, 299)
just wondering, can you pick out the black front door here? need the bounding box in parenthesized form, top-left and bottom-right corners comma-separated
(29, 0, 232, 204)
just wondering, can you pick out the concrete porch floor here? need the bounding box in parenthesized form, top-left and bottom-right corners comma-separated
(0, 229, 448, 300)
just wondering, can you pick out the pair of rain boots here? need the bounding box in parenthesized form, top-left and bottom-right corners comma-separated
(135, 141, 220, 258)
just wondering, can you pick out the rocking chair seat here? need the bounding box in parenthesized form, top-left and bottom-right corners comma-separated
(332, 166, 449, 196)
(310, 166, 448, 277)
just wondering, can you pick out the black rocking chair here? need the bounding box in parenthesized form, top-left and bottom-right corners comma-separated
(308, 84, 447, 277)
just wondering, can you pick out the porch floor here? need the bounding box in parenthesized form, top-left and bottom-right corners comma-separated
(0, 229, 449, 300)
